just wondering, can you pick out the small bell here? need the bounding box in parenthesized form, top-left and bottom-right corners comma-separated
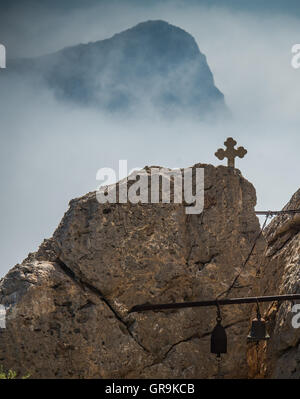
(211, 303, 227, 357)
(247, 301, 270, 342)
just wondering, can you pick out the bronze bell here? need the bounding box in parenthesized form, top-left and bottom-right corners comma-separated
(211, 321, 227, 357)
(211, 304, 227, 357)
(247, 305, 270, 342)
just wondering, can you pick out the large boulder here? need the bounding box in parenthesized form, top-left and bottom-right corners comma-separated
(0, 164, 264, 378)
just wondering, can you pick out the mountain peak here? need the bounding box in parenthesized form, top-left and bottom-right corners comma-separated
(10, 20, 228, 119)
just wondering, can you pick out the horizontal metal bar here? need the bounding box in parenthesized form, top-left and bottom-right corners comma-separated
(255, 210, 300, 215)
(129, 294, 300, 313)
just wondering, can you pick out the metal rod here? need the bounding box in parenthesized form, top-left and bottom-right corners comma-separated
(129, 294, 300, 313)
(255, 210, 300, 215)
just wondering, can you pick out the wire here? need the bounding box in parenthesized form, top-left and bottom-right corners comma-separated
(216, 213, 270, 299)
(255, 210, 300, 216)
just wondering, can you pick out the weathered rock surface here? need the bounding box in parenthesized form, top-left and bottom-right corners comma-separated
(0, 164, 264, 378)
(254, 189, 300, 379)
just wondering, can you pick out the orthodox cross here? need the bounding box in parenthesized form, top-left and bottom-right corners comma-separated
(215, 137, 247, 168)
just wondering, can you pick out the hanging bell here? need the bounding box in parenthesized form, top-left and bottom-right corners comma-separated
(211, 321, 227, 356)
(211, 304, 227, 357)
(247, 303, 270, 342)
(247, 317, 270, 342)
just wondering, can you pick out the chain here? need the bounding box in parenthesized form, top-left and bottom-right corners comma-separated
(256, 341, 260, 377)
(216, 356, 224, 379)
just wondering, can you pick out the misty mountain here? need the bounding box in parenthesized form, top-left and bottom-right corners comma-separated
(10, 20, 228, 118)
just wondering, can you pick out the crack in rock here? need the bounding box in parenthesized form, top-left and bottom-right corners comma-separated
(55, 258, 150, 353)
(141, 317, 249, 373)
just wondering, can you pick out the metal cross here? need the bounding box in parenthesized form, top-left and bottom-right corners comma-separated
(215, 137, 247, 168)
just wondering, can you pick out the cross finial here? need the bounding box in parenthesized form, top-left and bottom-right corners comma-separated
(215, 137, 247, 168)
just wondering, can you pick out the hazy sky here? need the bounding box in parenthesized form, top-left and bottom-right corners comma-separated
(0, 0, 300, 276)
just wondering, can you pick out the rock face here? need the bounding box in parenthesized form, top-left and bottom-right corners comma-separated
(253, 189, 300, 379)
(9, 20, 227, 118)
(0, 164, 264, 378)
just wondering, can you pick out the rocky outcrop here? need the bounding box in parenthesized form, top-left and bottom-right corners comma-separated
(0, 164, 264, 378)
(254, 189, 300, 378)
